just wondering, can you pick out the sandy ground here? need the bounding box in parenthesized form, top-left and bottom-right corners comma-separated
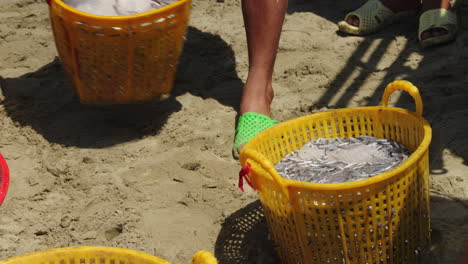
(0, 0, 468, 263)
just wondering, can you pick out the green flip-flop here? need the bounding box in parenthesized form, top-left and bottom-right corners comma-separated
(233, 112, 278, 159)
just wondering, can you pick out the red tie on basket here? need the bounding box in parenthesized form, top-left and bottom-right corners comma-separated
(238, 162, 255, 192)
(0, 153, 10, 206)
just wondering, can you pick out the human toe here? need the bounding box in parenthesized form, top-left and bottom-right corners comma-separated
(346, 15, 360, 27)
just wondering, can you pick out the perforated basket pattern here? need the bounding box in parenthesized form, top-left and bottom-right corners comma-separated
(0, 247, 217, 264)
(48, 0, 191, 104)
(0, 247, 171, 264)
(240, 81, 432, 264)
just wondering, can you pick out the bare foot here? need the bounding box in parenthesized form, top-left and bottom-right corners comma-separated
(235, 71, 274, 154)
(239, 71, 274, 117)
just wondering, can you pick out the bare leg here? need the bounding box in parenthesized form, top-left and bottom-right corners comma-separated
(240, 0, 288, 117)
(461, 239, 468, 264)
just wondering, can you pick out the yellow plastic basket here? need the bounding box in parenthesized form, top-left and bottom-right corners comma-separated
(239, 80, 432, 264)
(47, 0, 191, 104)
(0, 247, 217, 264)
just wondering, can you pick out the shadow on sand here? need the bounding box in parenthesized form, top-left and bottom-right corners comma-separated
(0, 26, 243, 148)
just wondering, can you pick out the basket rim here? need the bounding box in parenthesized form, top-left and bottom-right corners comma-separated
(0, 153, 9, 206)
(51, 0, 189, 20)
(0, 247, 170, 264)
(241, 105, 432, 191)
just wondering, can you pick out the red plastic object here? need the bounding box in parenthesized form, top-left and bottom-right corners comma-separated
(0, 153, 9, 205)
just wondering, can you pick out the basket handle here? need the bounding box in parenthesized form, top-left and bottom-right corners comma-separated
(381, 80, 423, 116)
(190, 250, 218, 264)
(241, 148, 290, 200)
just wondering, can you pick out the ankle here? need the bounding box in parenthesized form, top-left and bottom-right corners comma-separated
(240, 77, 274, 116)
(240, 92, 273, 116)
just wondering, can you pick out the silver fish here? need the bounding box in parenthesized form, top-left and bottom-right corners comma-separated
(275, 136, 410, 183)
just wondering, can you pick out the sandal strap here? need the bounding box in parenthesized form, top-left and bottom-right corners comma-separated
(344, 0, 395, 33)
(418, 9, 458, 40)
(233, 112, 278, 150)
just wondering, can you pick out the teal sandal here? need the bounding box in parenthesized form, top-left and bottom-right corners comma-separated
(233, 112, 278, 159)
(419, 8, 458, 49)
(338, 0, 417, 35)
